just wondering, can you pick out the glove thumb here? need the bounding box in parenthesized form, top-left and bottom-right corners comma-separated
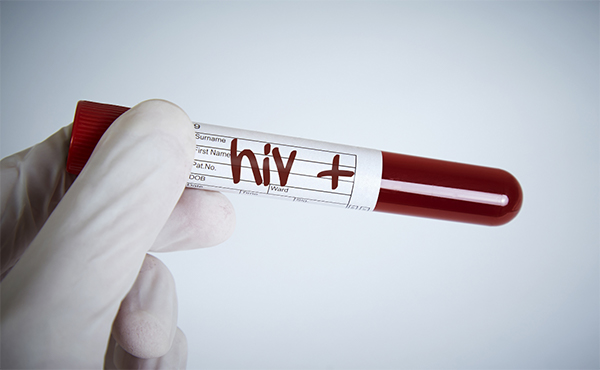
(1, 99, 195, 369)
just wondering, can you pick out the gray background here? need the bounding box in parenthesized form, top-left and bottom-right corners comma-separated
(1, 1, 598, 369)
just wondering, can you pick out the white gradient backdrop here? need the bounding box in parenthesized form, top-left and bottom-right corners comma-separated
(1, 1, 598, 369)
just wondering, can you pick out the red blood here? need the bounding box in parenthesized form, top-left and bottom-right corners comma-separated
(375, 151, 523, 226)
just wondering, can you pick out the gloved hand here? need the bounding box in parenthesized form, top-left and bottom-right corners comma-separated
(1, 100, 236, 369)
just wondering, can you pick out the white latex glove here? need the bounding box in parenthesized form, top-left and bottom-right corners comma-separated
(1, 100, 236, 369)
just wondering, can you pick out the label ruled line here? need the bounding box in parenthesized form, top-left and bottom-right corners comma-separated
(195, 130, 359, 157)
(193, 159, 355, 185)
(190, 172, 353, 197)
(195, 143, 356, 170)
(186, 182, 348, 207)
(191, 129, 363, 207)
(346, 154, 358, 207)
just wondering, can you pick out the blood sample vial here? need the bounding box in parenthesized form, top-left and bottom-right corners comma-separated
(67, 101, 522, 226)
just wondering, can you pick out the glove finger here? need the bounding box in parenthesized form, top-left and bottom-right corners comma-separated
(1, 125, 76, 279)
(113, 327, 188, 370)
(150, 188, 236, 252)
(112, 254, 178, 359)
(1, 99, 195, 369)
(104, 335, 118, 369)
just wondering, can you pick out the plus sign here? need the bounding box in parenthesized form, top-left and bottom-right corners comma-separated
(317, 154, 355, 190)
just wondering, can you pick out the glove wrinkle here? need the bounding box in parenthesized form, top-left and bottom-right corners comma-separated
(113, 327, 188, 370)
(1, 125, 75, 280)
(151, 189, 235, 252)
(112, 254, 178, 359)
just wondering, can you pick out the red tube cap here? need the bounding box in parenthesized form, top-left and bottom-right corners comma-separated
(66, 101, 130, 175)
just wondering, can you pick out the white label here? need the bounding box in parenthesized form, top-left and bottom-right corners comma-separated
(186, 122, 382, 211)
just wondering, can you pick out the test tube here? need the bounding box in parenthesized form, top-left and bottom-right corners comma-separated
(66, 101, 522, 226)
